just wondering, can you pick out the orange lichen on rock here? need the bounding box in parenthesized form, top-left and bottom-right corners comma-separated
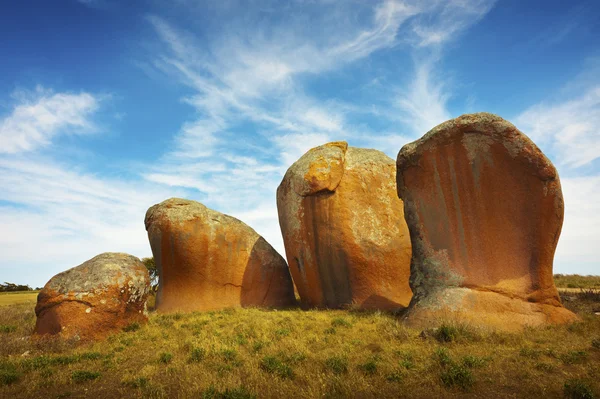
(144, 198, 296, 312)
(34, 253, 150, 340)
(396, 112, 578, 330)
(277, 142, 412, 310)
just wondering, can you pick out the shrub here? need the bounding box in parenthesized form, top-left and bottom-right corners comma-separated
(80, 352, 102, 361)
(560, 350, 588, 365)
(71, 370, 101, 383)
(386, 370, 403, 383)
(331, 318, 352, 328)
(434, 325, 458, 343)
(201, 385, 257, 399)
(260, 356, 294, 379)
(461, 355, 486, 368)
(0, 325, 17, 333)
(324, 356, 348, 374)
(592, 339, 600, 349)
(358, 359, 377, 375)
(0, 365, 19, 386)
(324, 327, 336, 335)
(564, 379, 595, 399)
(189, 348, 206, 363)
(440, 363, 474, 391)
(122, 322, 141, 332)
(221, 349, 238, 362)
(434, 347, 452, 366)
(159, 352, 173, 364)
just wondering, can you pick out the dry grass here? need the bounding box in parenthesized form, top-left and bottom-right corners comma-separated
(0, 292, 38, 307)
(554, 275, 600, 289)
(0, 289, 599, 398)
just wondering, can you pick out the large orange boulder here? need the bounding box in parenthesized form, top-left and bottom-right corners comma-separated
(144, 198, 296, 312)
(277, 142, 412, 310)
(396, 113, 578, 330)
(34, 253, 150, 340)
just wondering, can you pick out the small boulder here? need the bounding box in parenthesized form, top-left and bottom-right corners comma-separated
(396, 113, 578, 330)
(144, 198, 296, 312)
(34, 253, 150, 340)
(277, 142, 412, 310)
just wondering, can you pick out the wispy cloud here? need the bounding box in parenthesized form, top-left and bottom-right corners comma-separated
(0, 155, 184, 287)
(516, 76, 600, 168)
(0, 86, 100, 154)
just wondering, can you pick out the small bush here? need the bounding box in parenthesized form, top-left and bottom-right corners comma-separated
(260, 356, 294, 379)
(358, 359, 377, 375)
(0, 325, 17, 333)
(386, 370, 403, 383)
(123, 376, 149, 388)
(564, 379, 595, 399)
(0, 368, 20, 385)
(591, 339, 600, 349)
(274, 328, 290, 337)
(434, 347, 452, 366)
(440, 363, 474, 391)
(331, 318, 352, 328)
(560, 350, 588, 365)
(324, 356, 348, 374)
(221, 349, 238, 362)
(80, 352, 102, 361)
(189, 348, 206, 363)
(435, 325, 458, 343)
(202, 385, 257, 399)
(324, 327, 336, 335)
(122, 322, 141, 332)
(519, 347, 540, 359)
(461, 355, 486, 368)
(252, 341, 266, 353)
(159, 352, 173, 364)
(71, 370, 101, 383)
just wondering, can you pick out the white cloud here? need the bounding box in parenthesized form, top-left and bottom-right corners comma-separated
(555, 175, 600, 275)
(0, 86, 100, 154)
(396, 59, 452, 135)
(516, 86, 600, 168)
(0, 155, 185, 287)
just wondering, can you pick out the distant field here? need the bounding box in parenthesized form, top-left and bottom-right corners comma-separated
(554, 274, 600, 289)
(0, 292, 38, 307)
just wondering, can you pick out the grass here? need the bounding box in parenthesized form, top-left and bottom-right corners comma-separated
(554, 274, 600, 289)
(0, 289, 598, 398)
(0, 292, 38, 307)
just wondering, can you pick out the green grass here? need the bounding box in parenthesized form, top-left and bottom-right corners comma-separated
(0, 291, 598, 398)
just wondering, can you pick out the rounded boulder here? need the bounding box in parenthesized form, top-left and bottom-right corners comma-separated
(144, 198, 296, 312)
(277, 142, 412, 310)
(396, 113, 578, 330)
(34, 252, 151, 340)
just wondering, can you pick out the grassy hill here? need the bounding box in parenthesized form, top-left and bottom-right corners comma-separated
(0, 286, 599, 398)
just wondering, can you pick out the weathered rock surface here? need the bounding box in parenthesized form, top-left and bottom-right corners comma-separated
(145, 198, 296, 312)
(277, 142, 412, 310)
(34, 253, 150, 340)
(396, 113, 578, 330)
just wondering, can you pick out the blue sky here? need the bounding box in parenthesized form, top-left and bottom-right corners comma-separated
(1, 0, 599, 287)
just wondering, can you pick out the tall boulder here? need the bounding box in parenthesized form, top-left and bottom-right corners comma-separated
(34, 253, 150, 340)
(277, 142, 412, 310)
(396, 113, 578, 330)
(144, 198, 296, 312)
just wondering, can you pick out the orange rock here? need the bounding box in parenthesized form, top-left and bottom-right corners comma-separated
(396, 113, 578, 330)
(277, 142, 412, 310)
(34, 253, 150, 340)
(144, 198, 296, 312)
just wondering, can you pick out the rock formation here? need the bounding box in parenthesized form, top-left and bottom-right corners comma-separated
(396, 113, 578, 330)
(34, 253, 150, 340)
(144, 198, 296, 312)
(277, 141, 412, 310)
